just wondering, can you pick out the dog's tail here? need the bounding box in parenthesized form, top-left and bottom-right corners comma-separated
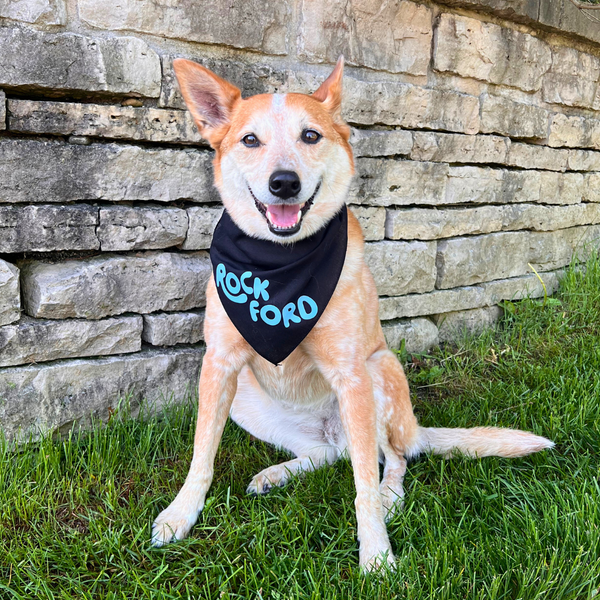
(408, 426, 554, 459)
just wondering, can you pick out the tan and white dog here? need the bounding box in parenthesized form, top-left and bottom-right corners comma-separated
(151, 57, 554, 570)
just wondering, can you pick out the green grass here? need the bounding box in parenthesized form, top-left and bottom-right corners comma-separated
(2, 257, 600, 600)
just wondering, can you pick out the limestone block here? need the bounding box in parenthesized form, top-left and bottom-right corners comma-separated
(142, 311, 205, 346)
(0, 347, 205, 442)
(436, 0, 540, 19)
(433, 13, 551, 92)
(528, 225, 600, 271)
(482, 270, 561, 304)
(506, 143, 568, 171)
(79, 0, 290, 55)
(418, 0, 600, 47)
(548, 113, 600, 150)
(438, 0, 600, 47)
(0, 90, 5, 131)
(0, 28, 160, 97)
(381, 318, 439, 353)
(378, 270, 561, 320)
(445, 167, 540, 205)
(180, 206, 224, 250)
(386, 206, 504, 240)
(349, 206, 386, 241)
(298, 0, 433, 75)
(350, 159, 448, 206)
(0, 205, 99, 253)
(542, 46, 600, 109)
(436, 232, 532, 289)
(386, 203, 600, 240)
(435, 306, 503, 343)
(350, 129, 413, 157)
(342, 78, 480, 133)
(568, 150, 600, 172)
(246, 68, 479, 133)
(0, 140, 214, 204)
(584, 173, 600, 203)
(539, 0, 600, 47)
(436, 227, 600, 289)
(98, 206, 188, 251)
(159, 56, 287, 110)
(0, 260, 19, 327)
(0, 0, 66, 24)
(272, 69, 324, 96)
(503, 202, 600, 231)
(20, 252, 212, 320)
(445, 168, 583, 210)
(538, 172, 584, 205)
(528, 235, 572, 274)
(8, 100, 203, 145)
(411, 132, 509, 164)
(365, 240, 436, 296)
(0, 315, 142, 368)
(445, 167, 502, 206)
(379, 286, 484, 321)
(480, 94, 549, 139)
(386, 206, 495, 240)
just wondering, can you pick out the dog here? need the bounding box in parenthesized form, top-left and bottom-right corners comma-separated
(151, 56, 554, 570)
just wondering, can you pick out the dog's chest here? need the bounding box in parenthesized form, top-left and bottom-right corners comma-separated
(249, 347, 335, 408)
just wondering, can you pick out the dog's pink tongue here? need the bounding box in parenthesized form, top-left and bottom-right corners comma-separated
(267, 204, 301, 228)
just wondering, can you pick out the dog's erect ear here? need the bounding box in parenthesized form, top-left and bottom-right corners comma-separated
(312, 56, 345, 121)
(173, 58, 241, 146)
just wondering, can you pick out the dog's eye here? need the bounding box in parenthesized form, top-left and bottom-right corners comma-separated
(301, 129, 322, 144)
(241, 134, 260, 147)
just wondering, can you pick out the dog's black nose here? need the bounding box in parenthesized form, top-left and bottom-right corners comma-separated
(269, 170, 301, 199)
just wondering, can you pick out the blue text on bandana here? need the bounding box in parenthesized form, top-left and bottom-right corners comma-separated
(216, 263, 318, 328)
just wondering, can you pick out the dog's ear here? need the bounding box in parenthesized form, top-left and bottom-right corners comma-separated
(312, 56, 345, 122)
(173, 59, 241, 147)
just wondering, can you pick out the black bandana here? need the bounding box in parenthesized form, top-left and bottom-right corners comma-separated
(210, 205, 348, 365)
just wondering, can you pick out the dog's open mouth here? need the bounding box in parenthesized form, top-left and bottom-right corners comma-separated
(249, 183, 320, 237)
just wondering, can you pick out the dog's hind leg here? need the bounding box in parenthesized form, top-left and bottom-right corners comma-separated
(246, 452, 336, 495)
(367, 349, 419, 453)
(230, 367, 343, 495)
(368, 347, 552, 462)
(367, 349, 417, 520)
(378, 447, 407, 521)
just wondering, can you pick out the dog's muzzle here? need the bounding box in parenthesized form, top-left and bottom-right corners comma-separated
(249, 183, 320, 237)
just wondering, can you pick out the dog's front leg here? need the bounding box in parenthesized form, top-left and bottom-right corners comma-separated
(328, 364, 394, 570)
(152, 348, 243, 546)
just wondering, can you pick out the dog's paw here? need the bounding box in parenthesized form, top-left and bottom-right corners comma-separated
(151, 503, 199, 547)
(358, 534, 395, 573)
(360, 549, 396, 574)
(246, 465, 289, 495)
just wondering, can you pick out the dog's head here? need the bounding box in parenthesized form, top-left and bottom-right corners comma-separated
(173, 57, 354, 243)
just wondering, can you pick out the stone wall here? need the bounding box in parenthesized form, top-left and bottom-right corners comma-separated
(2, 0, 600, 440)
